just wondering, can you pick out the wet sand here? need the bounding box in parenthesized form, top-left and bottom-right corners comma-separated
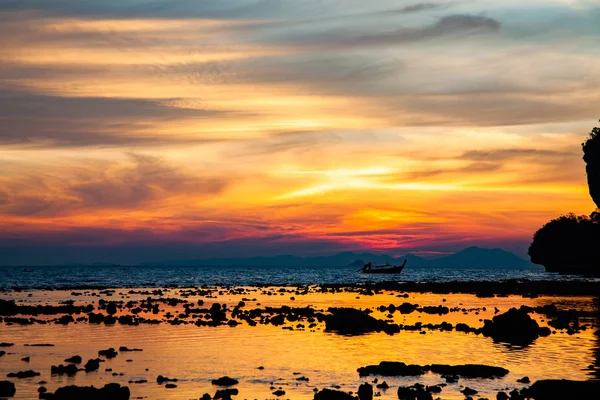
(1, 284, 599, 399)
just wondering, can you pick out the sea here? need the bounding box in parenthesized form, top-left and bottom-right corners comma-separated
(1, 264, 596, 290)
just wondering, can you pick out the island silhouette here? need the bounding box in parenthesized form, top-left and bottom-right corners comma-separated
(529, 121, 600, 274)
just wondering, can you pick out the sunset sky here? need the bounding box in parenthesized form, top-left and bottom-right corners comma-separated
(1, 0, 599, 265)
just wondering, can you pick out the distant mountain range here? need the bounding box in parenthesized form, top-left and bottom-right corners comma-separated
(140, 246, 535, 269)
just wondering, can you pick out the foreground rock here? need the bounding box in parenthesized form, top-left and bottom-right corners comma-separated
(429, 364, 508, 378)
(357, 383, 373, 400)
(481, 308, 550, 346)
(6, 370, 40, 378)
(314, 388, 358, 400)
(39, 383, 130, 400)
(212, 376, 239, 386)
(397, 383, 435, 400)
(214, 388, 239, 399)
(0, 381, 16, 397)
(324, 308, 399, 335)
(524, 379, 600, 399)
(357, 362, 508, 378)
(358, 362, 425, 377)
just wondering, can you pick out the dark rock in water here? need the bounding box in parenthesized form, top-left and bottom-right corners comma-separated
(397, 384, 433, 400)
(357, 383, 373, 400)
(358, 362, 425, 377)
(0, 381, 16, 397)
(165, 383, 177, 389)
(119, 347, 142, 352)
(443, 374, 459, 383)
(398, 303, 417, 314)
(496, 392, 509, 400)
(462, 387, 478, 396)
(0, 343, 14, 347)
(429, 364, 508, 379)
(212, 376, 239, 386)
(51, 364, 79, 376)
(64, 356, 82, 364)
(509, 389, 523, 400)
(314, 388, 358, 400)
(56, 315, 74, 325)
(6, 370, 40, 378)
(517, 376, 530, 384)
(88, 313, 105, 324)
(427, 385, 442, 394)
(106, 303, 118, 315)
(156, 375, 178, 384)
(200, 394, 211, 400)
(376, 381, 389, 389)
(214, 388, 239, 399)
(38, 383, 130, 400)
(325, 308, 400, 335)
(270, 315, 285, 326)
(39, 386, 47, 393)
(524, 379, 600, 399)
(480, 308, 550, 346)
(273, 389, 286, 396)
(296, 376, 309, 381)
(98, 348, 118, 358)
(84, 359, 100, 372)
(0, 351, 5, 358)
(21, 356, 30, 362)
(118, 315, 138, 325)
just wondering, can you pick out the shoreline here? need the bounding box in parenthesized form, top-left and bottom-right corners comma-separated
(2, 279, 600, 296)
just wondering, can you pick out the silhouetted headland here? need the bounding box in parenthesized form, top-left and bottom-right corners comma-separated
(529, 121, 600, 275)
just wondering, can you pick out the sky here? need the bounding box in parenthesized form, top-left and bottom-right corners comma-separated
(1, 0, 599, 265)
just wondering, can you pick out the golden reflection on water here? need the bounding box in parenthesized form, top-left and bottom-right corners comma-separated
(0, 289, 598, 400)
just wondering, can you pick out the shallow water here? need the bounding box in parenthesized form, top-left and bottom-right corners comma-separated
(1, 265, 595, 290)
(1, 288, 598, 399)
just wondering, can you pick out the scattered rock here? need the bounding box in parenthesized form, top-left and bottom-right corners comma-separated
(6, 370, 40, 379)
(119, 347, 142, 352)
(497, 392, 509, 400)
(273, 389, 286, 396)
(98, 348, 118, 359)
(0, 381, 16, 397)
(358, 383, 373, 400)
(165, 383, 177, 389)
(397, 384, 433, 400)
(64, 356, 82, 364)
(324, 308, 399, 335)
(358, 362, 425, 377)
(214, 388, 239, 399)
(429, 364, 509, 379)
(212, 376, 239, 386)
(517, 376, 530, 384)
(462, 387, 478, 396)
(38, 383, 130, 400)
(481, 308, 550, 346)
(21, 356, 30, 362)
(84, 359, 100, 372)
(524, 379, 600, 399)
(51, 364, 79, 376)
(314, 388, 358, 400)
(156, 376, 178, 384)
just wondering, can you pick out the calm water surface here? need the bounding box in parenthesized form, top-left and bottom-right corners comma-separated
(1, 289, 598, 400)
(1, 265, 594, 290)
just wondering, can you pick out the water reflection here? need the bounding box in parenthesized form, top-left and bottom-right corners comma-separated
(0, 289, 598, 400)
